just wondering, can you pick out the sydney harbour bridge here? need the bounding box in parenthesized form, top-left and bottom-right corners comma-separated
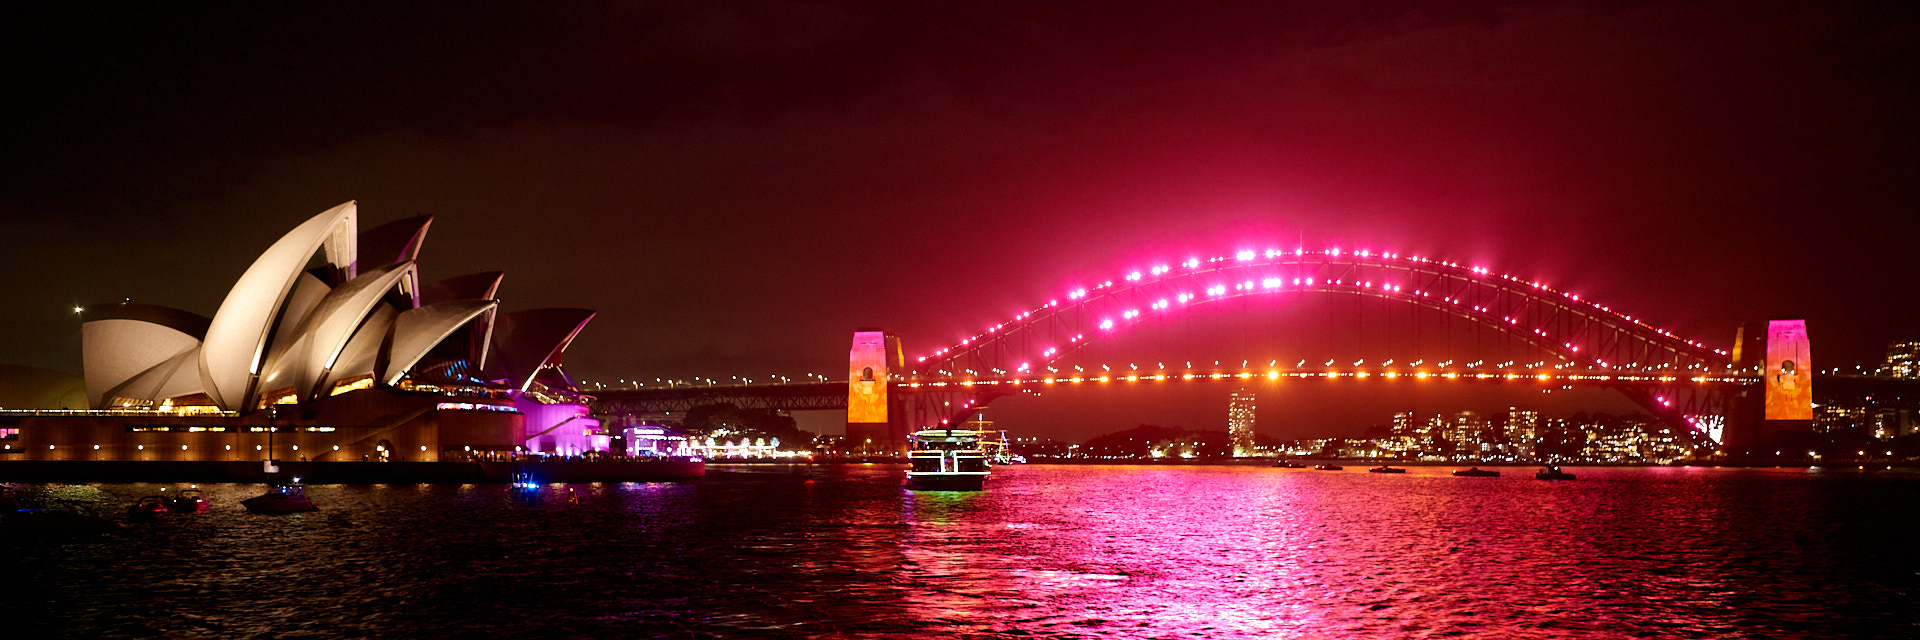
(592, 247, 1916, 456)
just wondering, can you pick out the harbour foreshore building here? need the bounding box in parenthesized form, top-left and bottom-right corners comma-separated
(0, 202, 627, 470)
(1504, 407, 1539, 458)
(1392, 411, 1415, 435)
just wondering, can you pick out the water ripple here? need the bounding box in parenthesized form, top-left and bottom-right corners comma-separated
(2, 465, 1917, 638)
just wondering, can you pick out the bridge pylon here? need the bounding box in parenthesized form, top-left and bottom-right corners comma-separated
(1721, 320, 1815, 458)
(846, 329, 908, 456)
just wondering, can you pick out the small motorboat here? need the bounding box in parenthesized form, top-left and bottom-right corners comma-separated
(509, 472, 541, 503)
(1453, 467, 1501, 477)
(3, 500, 120, 534)
(127, 496, 171, 521)
(1273, 460, 1309, 468)
(1368, 466, 1407, 474)
(1535, 466, 1577, 481)
(166, 488, 210, 513)
(241, 484, 318, 513)
(1313, 464, 1344, 471)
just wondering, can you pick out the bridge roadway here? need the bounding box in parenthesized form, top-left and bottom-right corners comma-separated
(586, 372, 1919, 418)
(591, 381, 848, 415)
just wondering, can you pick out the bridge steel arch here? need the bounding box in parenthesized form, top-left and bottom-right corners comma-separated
(908, 249, 1734, 429)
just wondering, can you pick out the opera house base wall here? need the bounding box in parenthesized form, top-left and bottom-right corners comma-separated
(0, 461, 489, 483)
(0, 459, 704, 484)
(0, 388, 526, 463)
(0, 388, 700, 481)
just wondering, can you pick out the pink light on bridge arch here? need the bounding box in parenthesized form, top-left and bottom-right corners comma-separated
(914, 243, 1725, 366)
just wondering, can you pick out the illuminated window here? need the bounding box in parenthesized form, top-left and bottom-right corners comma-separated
(330, 375, 375, 396)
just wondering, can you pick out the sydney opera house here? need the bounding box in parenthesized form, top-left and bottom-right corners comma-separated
(0, 202, 668, 478)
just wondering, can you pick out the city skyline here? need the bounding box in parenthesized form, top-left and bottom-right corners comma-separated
(4, 3, 1917, 442)
(4, 7, 1919, 636)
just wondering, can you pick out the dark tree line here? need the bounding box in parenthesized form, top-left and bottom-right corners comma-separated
(677, 403, 813, 447)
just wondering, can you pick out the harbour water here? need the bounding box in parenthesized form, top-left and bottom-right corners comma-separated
(4, 464, 1918, 639)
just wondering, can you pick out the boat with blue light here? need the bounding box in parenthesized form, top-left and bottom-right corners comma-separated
(509, 472, 542, 503)
(2, 500, 120, 534)
(242, 483, 318, 513)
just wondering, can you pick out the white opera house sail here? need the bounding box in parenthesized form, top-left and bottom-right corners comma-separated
(0, 202, 628, 473)
(79, 202, 590, 413)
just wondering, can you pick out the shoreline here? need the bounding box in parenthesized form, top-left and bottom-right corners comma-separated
(0, 459, 704, 484)
(1011, 459, 1920, 469)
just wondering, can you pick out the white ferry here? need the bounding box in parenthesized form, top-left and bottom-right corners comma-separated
(906, 428, 990, 491)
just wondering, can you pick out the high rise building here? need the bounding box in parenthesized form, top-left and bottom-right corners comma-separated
(1449, 411, 1484, 451)
(1505, 407, 1540, 457)
(1228, 390, 1256, 457)
(1392, 411, 1416, 435)
(1873, 409, 1916, 439)
(1886, 339, 1920, 379)
(1815, 403, 1867, 434)
(1424, 415, 1448, 447)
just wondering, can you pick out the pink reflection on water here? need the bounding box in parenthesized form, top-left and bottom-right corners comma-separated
(892, 466, 1355, 637)
(882, 465, 1779, 638)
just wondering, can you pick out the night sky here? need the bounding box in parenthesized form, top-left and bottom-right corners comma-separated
(4, 2, 1916, 440)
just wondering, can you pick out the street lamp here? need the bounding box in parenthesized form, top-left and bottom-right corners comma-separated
(265, 404, 282, 477)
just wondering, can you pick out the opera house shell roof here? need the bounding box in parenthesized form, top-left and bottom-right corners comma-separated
(80, 201, 593, 413)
